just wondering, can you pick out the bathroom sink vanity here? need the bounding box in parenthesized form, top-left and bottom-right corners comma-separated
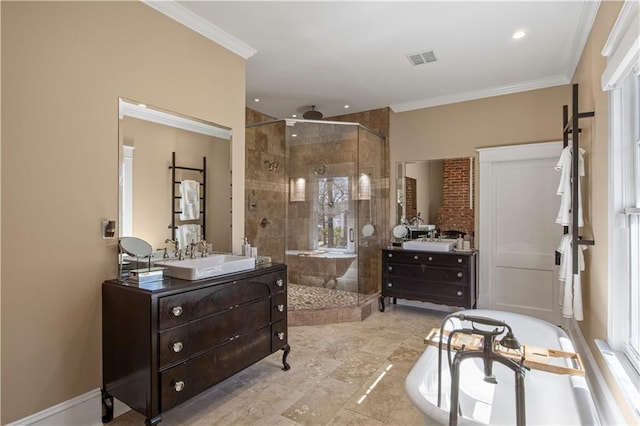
(101, 263, 289, 425)
(380, 248, 477, 311)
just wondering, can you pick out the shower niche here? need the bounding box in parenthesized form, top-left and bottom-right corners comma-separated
(246, 119, 388, 320)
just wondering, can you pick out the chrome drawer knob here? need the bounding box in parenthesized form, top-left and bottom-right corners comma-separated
(428, 256, 433, 261)
(276, 279, 284, 287)
(457, 272, 463, 278)
(172, 342, 183, 353)
(173, 380, 185, 392)
(458, 258, 463, 263)
(172, 306, 183, 317)
(277, 304, 285, 312)
(388, 253, 393, 257)
(388, 266, 393, 271)
(457, 291, 462, 296)
(387, 283, 393, 288)
(414, 255, 419, 260)
(277, 332, 285, 340)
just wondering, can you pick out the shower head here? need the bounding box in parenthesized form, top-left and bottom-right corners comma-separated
(303, 105, 323, 120)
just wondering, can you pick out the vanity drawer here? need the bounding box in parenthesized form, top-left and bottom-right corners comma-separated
(383, 278, 467, 304)
(384, 250, 470, 267)
(158, 297, 271, 368)
(271, 292, 287, 322)
(159, 280, 270, 329)
(385, 263, 467, 284)
(160, 325, 272, 411)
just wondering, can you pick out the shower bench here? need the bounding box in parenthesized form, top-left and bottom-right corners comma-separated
(101, 263, 289, 425)
(380, 248, 477, 311)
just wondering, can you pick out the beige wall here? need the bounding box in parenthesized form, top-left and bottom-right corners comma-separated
(1, 2, 245, 423)
(390, 85, 570, 236)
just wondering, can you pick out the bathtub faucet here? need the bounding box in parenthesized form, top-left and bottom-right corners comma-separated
(443, 314, 528, 426)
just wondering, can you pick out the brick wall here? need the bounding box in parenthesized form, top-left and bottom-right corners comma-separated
(436, 158, 474, 236)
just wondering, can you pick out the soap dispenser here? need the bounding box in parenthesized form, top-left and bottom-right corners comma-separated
(456, 234, 464, 250)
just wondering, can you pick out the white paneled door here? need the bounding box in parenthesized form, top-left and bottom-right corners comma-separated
(478, 142, 563, 325)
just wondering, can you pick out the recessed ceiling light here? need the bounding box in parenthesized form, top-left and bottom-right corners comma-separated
(292, 114, 297, 118)
(291, 134, 298, 138)
(512, 31, 526, 40)
(253, 98, 260, 102)
(344, 104, 350, 109)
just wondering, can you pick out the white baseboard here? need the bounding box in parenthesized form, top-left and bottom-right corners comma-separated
(565, 319, 626, 425)
(7, 389, 130, 426)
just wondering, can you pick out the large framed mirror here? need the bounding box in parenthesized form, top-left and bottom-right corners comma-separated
(396, 157, 474, 237)
(118, 98, 233, 255)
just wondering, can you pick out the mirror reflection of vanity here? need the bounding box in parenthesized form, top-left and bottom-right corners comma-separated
(396, 157, 474, 240)
(118, 98, 233, 257)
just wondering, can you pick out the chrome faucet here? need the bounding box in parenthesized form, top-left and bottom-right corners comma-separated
(189, 240, 197, 259)
(199, 240, 208, 257)
(165, 238, 180, 258)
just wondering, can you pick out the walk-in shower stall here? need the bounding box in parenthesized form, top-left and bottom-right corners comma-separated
(245, 119, 388, 312)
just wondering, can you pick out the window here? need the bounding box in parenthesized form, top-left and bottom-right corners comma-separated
(315, 176, 350, 250)
(603, 0, 640, 417)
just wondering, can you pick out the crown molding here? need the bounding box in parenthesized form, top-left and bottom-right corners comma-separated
(142, 0, 257, 60)
(564, 1, 601, 80)
(390, 75, 570, 113)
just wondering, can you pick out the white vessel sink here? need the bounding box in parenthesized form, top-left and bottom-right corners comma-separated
(155, 254, 256, 280)
(402, 239, 455, 252)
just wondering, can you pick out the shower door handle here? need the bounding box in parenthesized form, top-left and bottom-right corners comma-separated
(349, 228, 355, 243)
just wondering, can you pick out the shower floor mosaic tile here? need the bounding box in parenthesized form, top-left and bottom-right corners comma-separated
(288, 283, 361, 310)
(109, 305, 446, 426)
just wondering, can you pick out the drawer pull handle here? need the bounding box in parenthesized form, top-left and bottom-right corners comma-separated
(277, 332, 285, 340)
(388, 253, 393, 257)
(172, 342, 183, 353)
(277, 304, 285, 312)
(172, 306, 183, 317)
(458, 258, 463, 263)
(428, 256, 433, 261)
(229, 334, 240, 341)
(173, 380, 185, 392)
(276, 279, 284, 287)
(457, 272, 463, 278)
(457, 291, 463, 296)
(388, 266, 393, 272)
(414, 255, 419, 260)
(387, 282, 393, 288)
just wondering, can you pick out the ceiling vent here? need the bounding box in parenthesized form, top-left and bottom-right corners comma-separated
(407, 50, 437, 67)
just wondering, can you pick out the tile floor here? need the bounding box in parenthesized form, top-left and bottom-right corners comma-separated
(109, 304, 445, 425)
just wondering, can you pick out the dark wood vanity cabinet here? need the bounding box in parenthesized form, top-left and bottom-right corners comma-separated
(380, 249, 477, 310)
(101, 264, 289, 425)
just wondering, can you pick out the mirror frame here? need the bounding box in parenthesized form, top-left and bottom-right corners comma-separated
(118, 98, 233, 251)
(395, 157, 474, 228)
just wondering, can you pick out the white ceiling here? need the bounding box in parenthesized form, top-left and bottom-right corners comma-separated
(147, 1, 600, 119)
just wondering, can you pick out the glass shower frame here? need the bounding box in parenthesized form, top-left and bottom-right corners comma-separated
(245, 118, 387, 307)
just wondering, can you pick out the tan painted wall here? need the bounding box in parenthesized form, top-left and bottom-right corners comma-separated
(1, 2, 245, 423)
(390, 85, 571, 237)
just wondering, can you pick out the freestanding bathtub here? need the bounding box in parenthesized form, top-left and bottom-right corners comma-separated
(285, 250, 356, 289)
(405, 309, 599, 425)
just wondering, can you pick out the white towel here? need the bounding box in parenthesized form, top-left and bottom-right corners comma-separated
(555, 146, 584, 227)
(177, 224, 201, 252)
(180, 180, 200, 220)
(557, 234, 586, 321)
